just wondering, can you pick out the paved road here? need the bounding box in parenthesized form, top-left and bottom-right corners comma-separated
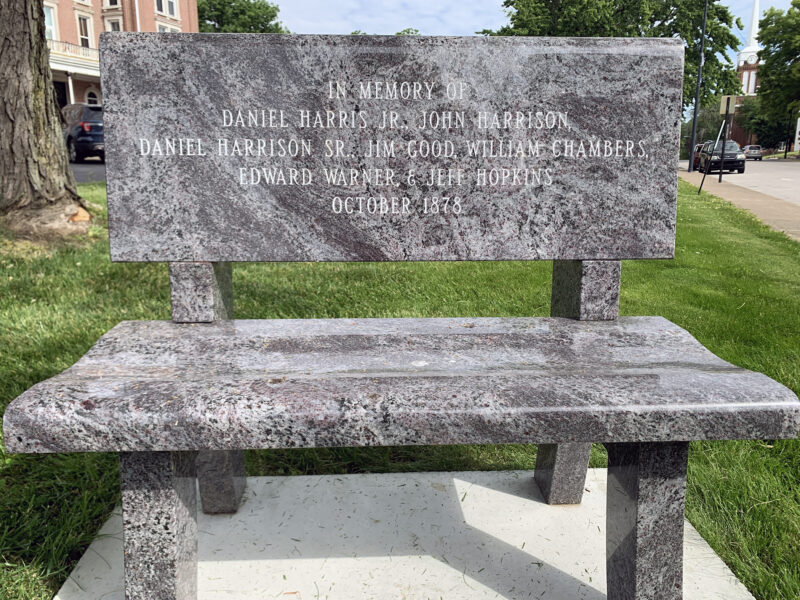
(679, 159, 799, 207)
(70, 159, 106, 184)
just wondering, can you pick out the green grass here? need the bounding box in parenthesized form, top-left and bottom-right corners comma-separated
(761, 150, 799, 159)
(1, 180, 799, 599)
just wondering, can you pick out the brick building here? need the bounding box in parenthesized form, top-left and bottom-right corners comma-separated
(43, 0, 199, 108)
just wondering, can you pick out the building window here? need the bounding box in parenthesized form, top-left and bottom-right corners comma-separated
(107, 0, 119, 5)
(156, 0, 177, 18)
(106, 18, 122, 31)
(43, 5, 56, 39)
(86, 90, 99, 105)
(157, 23, 179, 32)
(78, 16, 92, 47)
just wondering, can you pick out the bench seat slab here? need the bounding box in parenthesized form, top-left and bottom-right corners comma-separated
(5, 317, 799, 453)
(120, 451, 197, 600)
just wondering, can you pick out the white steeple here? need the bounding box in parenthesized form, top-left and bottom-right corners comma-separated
(738, 0, 760, 66)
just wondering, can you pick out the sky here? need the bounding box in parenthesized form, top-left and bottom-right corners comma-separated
(277, 0, 794, 52)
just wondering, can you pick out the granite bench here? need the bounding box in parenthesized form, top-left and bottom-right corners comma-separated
(4, 33, 800, 600)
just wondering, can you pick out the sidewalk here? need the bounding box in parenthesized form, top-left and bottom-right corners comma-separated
(679, 168, 800, 241)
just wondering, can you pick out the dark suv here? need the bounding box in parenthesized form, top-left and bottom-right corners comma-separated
(698, 140, 745, 174)
(62, 104, 104, 163)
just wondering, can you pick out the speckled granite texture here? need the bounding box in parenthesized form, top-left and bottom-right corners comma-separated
(120, 451, 197, 600)
(4, 317, 799, 453)
(551, 260, 621, 320)
(196, 449, 246, 514)
(537, 259, 620, 504)
(169, 262, 233, 323)
(534, 443, 592, 505)
(169, 260, 245, 514)
(99, 34, 683, 262)
(606, 442, 689, 600)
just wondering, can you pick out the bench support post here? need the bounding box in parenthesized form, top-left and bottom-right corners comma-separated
(605, 442, 689, 600)
(535, 260, 621, 504)
(120, 451, 198, 600)
(533, 442, 592, 504)
(169, 261, 233, 323)
(170, 261, 246, 514)
(550, 259, 621, 320)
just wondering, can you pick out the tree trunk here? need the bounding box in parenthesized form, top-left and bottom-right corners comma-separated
(0, 0, 87, 236)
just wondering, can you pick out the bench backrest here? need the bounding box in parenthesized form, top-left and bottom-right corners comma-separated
(99, 34, 683, 264)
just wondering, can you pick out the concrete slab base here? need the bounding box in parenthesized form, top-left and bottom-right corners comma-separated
(55, 469, 754, 599)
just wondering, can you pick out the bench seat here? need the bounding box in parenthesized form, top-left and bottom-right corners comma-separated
(6, 316, 799, 454)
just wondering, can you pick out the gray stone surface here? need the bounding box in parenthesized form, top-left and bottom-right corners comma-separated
(538, 259, 621, 505)
(169, 262, 233, 323)
(196, 450, 246, 514)
(169, 261, 245, 514)
(605, 442, 689, 600)
(551, 260, 621, 320)
(120, 451, 197, 600)
(100, 34, 683, 263)
(5, 316, 799, 453)
(534, 443, 592, 504)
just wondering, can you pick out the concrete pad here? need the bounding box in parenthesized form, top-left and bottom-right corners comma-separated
(55, 469, 754, 600)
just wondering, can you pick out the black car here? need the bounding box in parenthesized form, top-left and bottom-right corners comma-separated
(698, 140, 745, 174)
(62, 104, 104, 163)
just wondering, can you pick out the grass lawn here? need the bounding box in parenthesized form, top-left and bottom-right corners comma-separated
(762, 151, 799, 159)
(1, 179, 799, 599)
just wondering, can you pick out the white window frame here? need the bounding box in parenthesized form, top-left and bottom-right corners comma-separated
(43, 3, 58, 40)
(156, 21, 181, 32)
(155, 0, 179, 19)
(75, 13, 94, 48)
(104, 0, 120, 7)
(105, 17, 122, 32)
(85, 86, 101, 105)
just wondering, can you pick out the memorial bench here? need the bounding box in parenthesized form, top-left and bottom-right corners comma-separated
(4, 33, 800, 600)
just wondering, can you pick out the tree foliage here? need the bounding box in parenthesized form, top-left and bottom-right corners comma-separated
(351, 28, 420, 35)
(683, 98, 724, 147)
(198, 0, 288, 33)
(757, 0, 800, 121)
(480, 0, 743, 110)
(737, 96, 793, 149)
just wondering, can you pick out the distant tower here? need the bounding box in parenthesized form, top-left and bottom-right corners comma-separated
(737, 0, 760, 95)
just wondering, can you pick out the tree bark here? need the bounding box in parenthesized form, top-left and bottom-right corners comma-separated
(0, 0, 86, 235)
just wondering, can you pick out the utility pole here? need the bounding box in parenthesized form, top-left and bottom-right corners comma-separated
(688, 0, 710, 172)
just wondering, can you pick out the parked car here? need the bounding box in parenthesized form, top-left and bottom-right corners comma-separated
(692, 144, 703, 170)
(698, 140, 745, 174)
(743, 145, 763, 160)
(62, 104, 104, 163)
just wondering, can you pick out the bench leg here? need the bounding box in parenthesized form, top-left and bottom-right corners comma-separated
(605, 442, 689, 600)
(534, 442, 591, 504)
(197, 449, 246, 514)
(120, 451, 198, 600)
